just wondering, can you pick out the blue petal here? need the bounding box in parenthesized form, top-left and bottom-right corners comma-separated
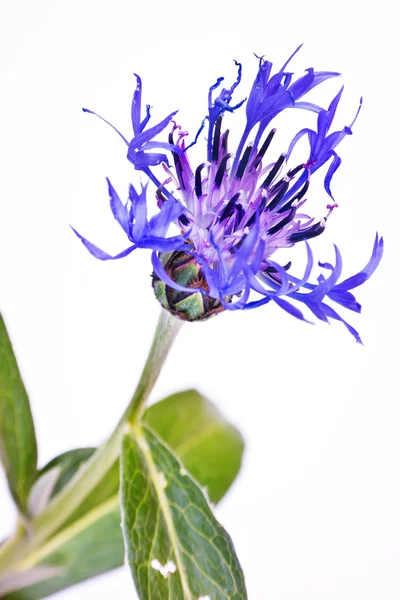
(286, 127, 314, 161)
(131, 74, 142, 135)
(334, 234, 384, 291)
(71, 227, 136, 261)
(82, 108, 129, 146)
(151, 251, 204, 294)
(324, 150, 341, 199)
(149, 198, 183, 237)
(312, 301, 362, 343)
(293, 101, 324, 113)
(273, 297, 312, 322)
(242, 296, 272, 310)
(325, 86, 344, 131)
(129, 183, 148, 242)
(138, 234, 188, 252)
(107, 178, 129, 236)
(127, 109, 178, 157)
(327, 289, 361, 312)
(279, 44, 303, 72)
(132, 151, 170, 169)
(307, 245, 343, 300)
(140, 104, 151, 132)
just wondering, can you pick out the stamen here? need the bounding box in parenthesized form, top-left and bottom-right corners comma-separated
(169, 132, 186, 191)
(219, 192, 241, 221)
(289, 219, 326, 243)
(221, 129, 229, 154)
(235, 145, 253, 180)
(156, 188, 168, 204)
(277, 179, 307, 213)
(195, 163, 206, 198)
(292, 180, 310, 202)
(261, 153, 286, 188)
(267, 207, 296, 235)
(214, 154, 231, 187)
(179, 214, 189, 226)
(259, 189, 268, 212)
(252, 129, 276, 169)
(287, 164, 305, 178)
(212, 116, 222, 162)
(265, 261, 292, 273)
(266, 181, 290, 211)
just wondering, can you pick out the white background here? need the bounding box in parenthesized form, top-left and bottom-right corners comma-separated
(0, 0, 399, 598)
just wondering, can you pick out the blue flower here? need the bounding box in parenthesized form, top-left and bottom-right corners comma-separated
(74, 48, 383, 341)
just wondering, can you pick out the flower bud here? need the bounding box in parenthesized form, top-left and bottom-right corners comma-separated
(152, 251, 229, 321)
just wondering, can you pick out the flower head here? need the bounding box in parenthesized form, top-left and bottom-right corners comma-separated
(74, 47, 383, 342)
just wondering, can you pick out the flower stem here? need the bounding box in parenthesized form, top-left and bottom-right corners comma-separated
(0, 310, 183, 573)
(0, 522, 25, 572)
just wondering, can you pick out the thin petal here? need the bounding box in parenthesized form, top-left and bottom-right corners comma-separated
(149, 198, 183, 237)
(273, 297, 312, 322)
(129, 183, 148, 241)
(324, 150, 341, 199)
(71, 227, 136, 261)
(151, 251, 203, 294)
(131, 74, 142, 135)
(335, 234, 384, 291)
(82, 108, 129, 145)
(107, 178, 129, 235)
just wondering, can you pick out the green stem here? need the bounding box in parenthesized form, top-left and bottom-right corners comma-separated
(0, 310, 183, 573)
(0, 522, 25, 572)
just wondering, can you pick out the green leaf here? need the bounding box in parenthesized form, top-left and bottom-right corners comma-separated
(0, 449, 123, 598)
(121, 424, 247, 600)
(0, 315, 37, 514)
(1, 495, 124, 599)
(143, 390, 244, 504)
(39, 448, 96, 499)
(30, 448, 120, 531)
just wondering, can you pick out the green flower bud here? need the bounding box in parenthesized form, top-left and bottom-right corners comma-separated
(152, 251, 231, 322)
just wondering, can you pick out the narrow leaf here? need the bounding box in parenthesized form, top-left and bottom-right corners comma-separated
(30, 448, 119, 531)
(0, 315, 37, 513)
(143, 389, 244, 504)
(0, 567, 64, 596)
(121, 424, 247, 600)
(1, 496, 123, 600)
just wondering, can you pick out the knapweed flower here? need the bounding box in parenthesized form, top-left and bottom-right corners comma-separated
(74, 46, 383, 342)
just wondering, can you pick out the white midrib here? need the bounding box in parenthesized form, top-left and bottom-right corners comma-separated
(134, 425, 193, 600)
